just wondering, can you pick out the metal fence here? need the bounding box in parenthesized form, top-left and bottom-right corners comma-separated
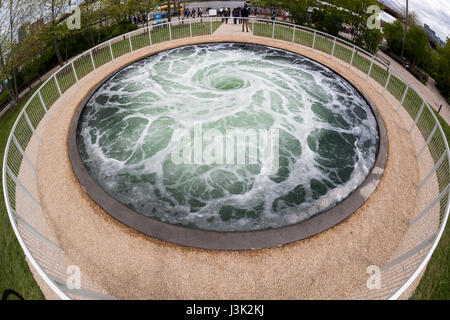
(2, 17, 449, 300)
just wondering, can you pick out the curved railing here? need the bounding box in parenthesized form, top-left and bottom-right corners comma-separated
(2, 17, 449, 300)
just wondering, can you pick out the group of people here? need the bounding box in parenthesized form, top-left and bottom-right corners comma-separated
(183, 7, 203, 19)
(219, 4, 251, 32)
(129, 3, 267, 33)
(218, 7, 231, 24)
(181, 3, 253, 32)
(131, 14, 148, 25)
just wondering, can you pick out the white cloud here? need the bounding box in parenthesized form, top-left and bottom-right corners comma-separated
(389, 0, 450, 41)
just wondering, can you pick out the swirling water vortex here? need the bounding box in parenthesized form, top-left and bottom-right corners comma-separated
(77, 43, 379, 232)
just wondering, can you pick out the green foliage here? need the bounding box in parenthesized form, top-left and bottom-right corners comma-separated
(14, 21, 137, 93)
(405, 26, 430, 67)
(110, 20, 139, 38)
(311, 7, 343, 37)
(435, 41, 450, 102)
(383, 20, 404, 55)
(0, 87, 45, 300)
(289, 0, 312, 25)
(361, 26, 383, 54)
(383, 20, 446, 85)
(0, 91, 9, 109)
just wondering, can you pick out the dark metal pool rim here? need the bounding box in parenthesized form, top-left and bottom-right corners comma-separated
(68, 42, 388, 251)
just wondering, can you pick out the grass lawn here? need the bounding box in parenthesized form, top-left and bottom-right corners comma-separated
(0, 22, 221, 300)
(0, 22, 448, 300)
(411, 110, 450, 300)
(0, 87, 45, 300)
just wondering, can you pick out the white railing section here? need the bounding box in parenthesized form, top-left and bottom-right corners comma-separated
(2, 17, 449, 300)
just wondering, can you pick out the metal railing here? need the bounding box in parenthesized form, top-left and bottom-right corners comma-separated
(2, 17, 449, 300)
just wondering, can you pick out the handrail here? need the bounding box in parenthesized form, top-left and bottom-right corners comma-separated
(2, 16, 449, 300)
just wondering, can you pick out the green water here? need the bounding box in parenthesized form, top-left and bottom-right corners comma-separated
(77, 43, 379, 231)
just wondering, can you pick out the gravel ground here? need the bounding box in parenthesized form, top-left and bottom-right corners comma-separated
(17, 28, 439, 299)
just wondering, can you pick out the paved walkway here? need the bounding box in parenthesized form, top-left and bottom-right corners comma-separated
(29, 35, 435, 299)
(377, 51, 450, 124)
(213, 18, 253, 36)
(0, 57, 79, 119)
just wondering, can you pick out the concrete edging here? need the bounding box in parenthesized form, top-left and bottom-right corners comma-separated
(68, 42, 388, 251)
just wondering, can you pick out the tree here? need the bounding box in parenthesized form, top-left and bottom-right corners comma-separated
(362, 26, 383, 54)
(405, 26, 430, 67)
(383, 20, 404, 56)
(311, 6, 343, 36)
(288, 0, 314, 25)
(0, 0, 41, 106)
(407, 11, 420, 27)
(435, 41, 450, 102)
(327, 0, 379, 42)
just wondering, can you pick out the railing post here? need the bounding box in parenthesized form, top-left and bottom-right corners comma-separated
(252, 19, 255, 35)
(397, 84, 409, 111)
(128, 33, 133, 51)
(312, 30, 316, 49)
(366, 56, 374, 80)
(409, 185, 449, 226)
(190, 19, 192, 37)
(383, 70, 392, 94)
(409, 102, 425, 133)
(89, 50, 96, 70)
(292, 25, 296, 43)
(24, 111, 42, 145)
(6, 166, 41, 208)
(12, 135, 37, 174)
(272, 21, 275, 39)
(148, 27, 152, 45)
(419, 152, 446, 189)
(417, 124, 438, 159)
(38, 91, 49, 117)
(349, 46, 356, 68)
(169, 22, 172, 40)
(109, 40, 114, 61)
(55, 77, 63, 99)
(71, 61, 79, 84)
(331, 37, 336, 57)
(210, 18, 213, 35)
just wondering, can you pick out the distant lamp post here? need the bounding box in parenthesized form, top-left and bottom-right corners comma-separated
(401, 0, 408, 58)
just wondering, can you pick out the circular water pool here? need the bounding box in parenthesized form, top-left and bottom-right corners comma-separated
(71, 42, 385, 248)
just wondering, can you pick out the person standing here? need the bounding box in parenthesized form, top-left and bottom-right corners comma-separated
(224, 8, 230, 24)
(198, 7, 202, 22)
(241, 4, 250, 32)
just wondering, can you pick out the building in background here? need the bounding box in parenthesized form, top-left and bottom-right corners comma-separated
(424, 24, 446, 48)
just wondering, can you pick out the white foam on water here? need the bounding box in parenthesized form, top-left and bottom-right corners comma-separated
(77, 43, 379, 231)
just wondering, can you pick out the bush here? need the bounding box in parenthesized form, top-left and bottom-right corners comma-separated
(311, 7, 343, 37)
(436, 42, 450, 102)
(383, 20, 404, 56)
(13, 21, 139, 95)
(110, 21, 139, 38)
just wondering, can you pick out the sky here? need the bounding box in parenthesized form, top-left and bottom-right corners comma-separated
(381, 0, 450, 41)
